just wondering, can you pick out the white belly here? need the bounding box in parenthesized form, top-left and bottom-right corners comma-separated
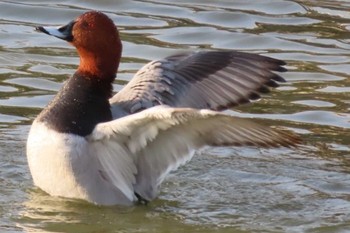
(26, 120, 132, 205)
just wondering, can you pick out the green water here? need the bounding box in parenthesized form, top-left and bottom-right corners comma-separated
(0, 0, 350, 232)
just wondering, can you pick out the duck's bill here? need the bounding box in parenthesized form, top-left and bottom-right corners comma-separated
(35, 21, 74, 42)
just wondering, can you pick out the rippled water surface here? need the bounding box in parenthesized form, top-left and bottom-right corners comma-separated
(1, 0, 350, 232)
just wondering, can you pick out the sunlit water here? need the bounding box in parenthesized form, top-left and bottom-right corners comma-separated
(0, 0, 350, 232)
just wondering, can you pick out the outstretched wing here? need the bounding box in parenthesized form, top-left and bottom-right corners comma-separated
(110, 51, 286, 118)
(88, 106, 299, 201)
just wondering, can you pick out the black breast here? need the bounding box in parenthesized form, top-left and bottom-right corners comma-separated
(37, 72, 113, 136)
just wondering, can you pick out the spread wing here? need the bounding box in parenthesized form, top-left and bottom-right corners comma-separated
(88, 106, 299, 201)
(110, 51, 286, 118)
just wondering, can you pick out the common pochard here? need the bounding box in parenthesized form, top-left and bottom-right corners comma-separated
(27, 11, 300, 205)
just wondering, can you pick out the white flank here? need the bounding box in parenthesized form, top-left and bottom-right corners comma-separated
(26, 120, 134, 205)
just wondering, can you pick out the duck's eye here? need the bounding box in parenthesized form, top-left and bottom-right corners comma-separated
(81, 21, 89, 29)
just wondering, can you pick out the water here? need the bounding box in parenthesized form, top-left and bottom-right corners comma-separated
(0, 0, 350, 232)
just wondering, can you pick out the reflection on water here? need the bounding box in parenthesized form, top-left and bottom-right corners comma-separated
(0, 0, 350, 232)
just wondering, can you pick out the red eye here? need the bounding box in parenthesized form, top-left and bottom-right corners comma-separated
(81, 21, 89, 29)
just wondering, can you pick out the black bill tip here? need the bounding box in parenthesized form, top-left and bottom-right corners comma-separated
(35, 26, 48, 34)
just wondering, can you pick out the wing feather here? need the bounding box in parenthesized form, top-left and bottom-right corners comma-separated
(89, 106, 300, 201)
(110, 51, 286, 117)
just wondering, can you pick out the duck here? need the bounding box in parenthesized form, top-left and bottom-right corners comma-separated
(27, 11, 300, 206)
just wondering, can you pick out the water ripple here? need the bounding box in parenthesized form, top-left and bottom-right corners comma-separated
(0, 0, 350, 233)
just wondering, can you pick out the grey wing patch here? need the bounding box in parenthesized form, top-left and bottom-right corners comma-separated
(110, 51, 287, 117)
(110, 59, 179, 118)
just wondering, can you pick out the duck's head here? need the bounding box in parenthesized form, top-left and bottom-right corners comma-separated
(36, 11, 122, 80)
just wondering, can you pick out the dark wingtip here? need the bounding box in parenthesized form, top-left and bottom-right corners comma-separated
(271, 74, 287, 83)
(248, 92, 261, 101)
(257, 86, 271, 94)
(277, 60, 287, 66)
(265, 80, 279, 88)
(276, 66, 288, 73)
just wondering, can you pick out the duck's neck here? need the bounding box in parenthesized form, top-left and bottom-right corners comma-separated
(77, 45, 121, 82)
(37, 71, 113, 136)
